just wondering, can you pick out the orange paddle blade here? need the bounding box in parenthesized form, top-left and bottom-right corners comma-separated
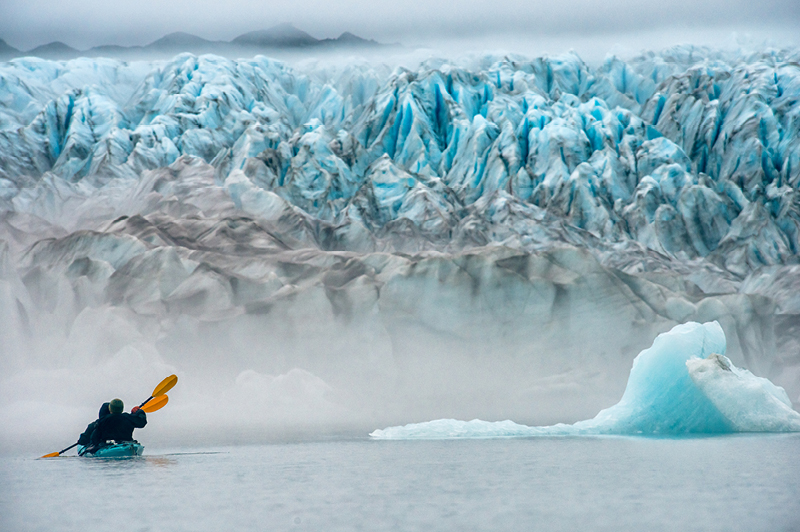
(142, 394, 168, 413)
(40, 442, 79, 458)
(152, 375, 178, 397)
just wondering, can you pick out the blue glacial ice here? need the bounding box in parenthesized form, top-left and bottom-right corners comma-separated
(370, 322, 800, 438)
(2, 47, 800, 272)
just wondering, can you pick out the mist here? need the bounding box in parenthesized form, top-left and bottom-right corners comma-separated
(0, 193, 667, 454)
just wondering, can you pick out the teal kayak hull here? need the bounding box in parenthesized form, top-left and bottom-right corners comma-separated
(78, 442, 144, 457)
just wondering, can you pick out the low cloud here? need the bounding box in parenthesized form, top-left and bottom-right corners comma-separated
(2, 0, 798, 50)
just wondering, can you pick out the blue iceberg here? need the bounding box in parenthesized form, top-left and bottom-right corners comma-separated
(370, 322, 800, 439)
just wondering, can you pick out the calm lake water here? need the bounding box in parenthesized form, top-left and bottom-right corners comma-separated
(2, 434, 799, 531)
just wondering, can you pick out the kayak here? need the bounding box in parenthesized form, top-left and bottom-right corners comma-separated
(78, 441, 144, 458)
(78, 441, 143, 457)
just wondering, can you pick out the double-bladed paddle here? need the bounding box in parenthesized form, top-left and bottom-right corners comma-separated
(139, 374, 178, 409)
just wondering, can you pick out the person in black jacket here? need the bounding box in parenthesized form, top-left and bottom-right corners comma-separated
(78, 398, 147, 451)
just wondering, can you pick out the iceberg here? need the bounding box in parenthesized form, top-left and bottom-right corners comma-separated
(370, 322, 800, 439)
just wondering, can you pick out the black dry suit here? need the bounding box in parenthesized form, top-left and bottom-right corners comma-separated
(78, 402, 147, 447)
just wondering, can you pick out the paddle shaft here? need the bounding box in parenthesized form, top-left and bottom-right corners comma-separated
(59, 443, 78, 455)
(41, 442, 79, 458)
(139, 396, 155, 408)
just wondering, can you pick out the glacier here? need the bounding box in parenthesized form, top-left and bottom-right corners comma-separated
(370, 322, 800, 438)
(2, 45, 800, 449)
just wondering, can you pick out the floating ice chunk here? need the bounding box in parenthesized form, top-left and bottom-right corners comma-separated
(370, 322, 800, 439)
(370, 418, 537, 440)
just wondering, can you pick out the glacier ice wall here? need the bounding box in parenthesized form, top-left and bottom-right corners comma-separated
(370, 322, 800, 438)
(1, 46, 800, 450)
(3, 47, 800, 267)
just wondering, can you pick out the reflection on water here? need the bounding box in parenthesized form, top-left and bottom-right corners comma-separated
(144, 456, 177, 468)
(78, 455, 178, 471)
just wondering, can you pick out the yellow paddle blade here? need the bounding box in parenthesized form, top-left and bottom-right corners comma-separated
(152, 374, 178, 397)
(40, 452, 60, 458)
(142, 394, 168, 413)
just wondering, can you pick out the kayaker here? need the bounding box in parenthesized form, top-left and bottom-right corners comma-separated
(77, 399, 147, 452)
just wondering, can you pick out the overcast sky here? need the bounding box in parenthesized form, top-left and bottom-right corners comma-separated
(2, 0, 798, 51)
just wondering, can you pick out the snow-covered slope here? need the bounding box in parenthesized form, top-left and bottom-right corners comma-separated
(1, 46, 799, 448)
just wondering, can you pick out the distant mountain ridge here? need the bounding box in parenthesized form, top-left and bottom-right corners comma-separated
(0, 24, 390, 60)
(27, 42, 78, 57)
(0, 38, 19, 55)
(232, 24, 319, 48)
(148, 32, 215, 49)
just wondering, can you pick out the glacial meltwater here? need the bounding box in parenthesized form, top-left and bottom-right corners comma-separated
(2, 435, 799, 532)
